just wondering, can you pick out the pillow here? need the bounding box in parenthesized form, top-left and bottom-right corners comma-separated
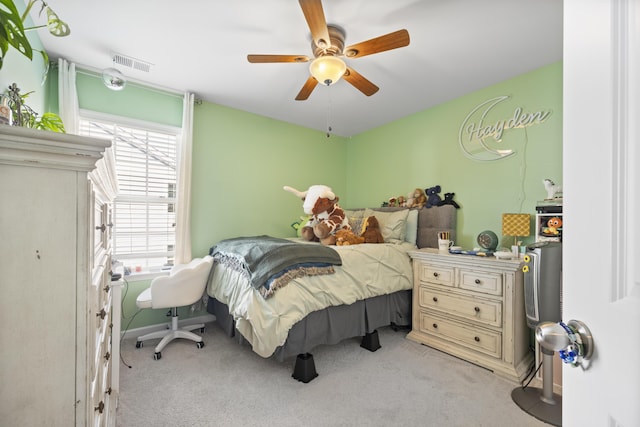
(344, 209, 366, 235)
(405, 209, 419, 245)
(364, 208, 409, 243)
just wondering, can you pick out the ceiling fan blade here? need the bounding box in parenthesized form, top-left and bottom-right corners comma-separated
(299, 0, 331, 49)
(342, 67, 379, 96)
(344, 29, 410, 59)
(247, 54, 310, 63)
(295, 76, 319, 101)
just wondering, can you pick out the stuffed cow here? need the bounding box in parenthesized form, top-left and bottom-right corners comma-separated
(284, 185, 350, 245)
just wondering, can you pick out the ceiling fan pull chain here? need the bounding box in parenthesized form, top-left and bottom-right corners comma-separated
(326, 87, 332, 138)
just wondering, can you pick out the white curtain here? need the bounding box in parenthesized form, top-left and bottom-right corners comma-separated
(174, 92, 195, 264)
(57, 58, 79, 134)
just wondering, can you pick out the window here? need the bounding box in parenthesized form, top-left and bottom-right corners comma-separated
(79, 114, 181, 272)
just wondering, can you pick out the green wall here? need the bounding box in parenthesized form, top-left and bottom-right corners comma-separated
(190, 102, 348, 257)
(183, 62, 562, 330)
(75, 72, 183, 127)
(345, 62, 562, 249)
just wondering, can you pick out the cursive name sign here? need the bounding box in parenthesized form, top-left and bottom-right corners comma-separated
(458, 96, 552, 161)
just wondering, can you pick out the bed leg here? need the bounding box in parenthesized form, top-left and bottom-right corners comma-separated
(292, 353, 318, 383)
(360, 330, 381, 352)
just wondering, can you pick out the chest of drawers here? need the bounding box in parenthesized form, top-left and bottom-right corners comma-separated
(407, 249, 532, 382)
(0, 126, 120, 426)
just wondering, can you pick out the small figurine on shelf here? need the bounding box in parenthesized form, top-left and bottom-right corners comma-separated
(542, 217, 563, 236)
(543, 179, 563, 200)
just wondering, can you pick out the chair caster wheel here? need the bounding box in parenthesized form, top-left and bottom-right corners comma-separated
(196, 341, 205, 349)
(153, 352, 161, 360)
(135, 341, 142, 349)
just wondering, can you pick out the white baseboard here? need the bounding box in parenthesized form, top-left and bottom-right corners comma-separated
(121, 314, 217, 340)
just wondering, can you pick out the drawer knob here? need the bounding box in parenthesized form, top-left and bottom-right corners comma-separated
(104, 351, 111, 361)
(95, 224, 106, 232)
(475, 279, 481, 284)
(433, 272, 439, 278)
(432, 297, 438, 302)
(474, 336, 480, 342)
(97, 308, 106, 319)
(95, 401, 104, 413)
(432, 323, 438, 329)
(474, 306, 480, 313)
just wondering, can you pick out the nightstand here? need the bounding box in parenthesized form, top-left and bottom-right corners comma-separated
(407, 249, 533, 382)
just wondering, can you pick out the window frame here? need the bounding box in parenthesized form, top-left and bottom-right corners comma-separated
(79, 109, 182, 273)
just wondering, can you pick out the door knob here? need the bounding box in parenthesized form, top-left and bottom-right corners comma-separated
(535, 319, 594, 368)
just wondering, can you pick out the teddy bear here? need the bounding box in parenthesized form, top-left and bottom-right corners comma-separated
(335, 229, 365, 246)
(437, 192, 460, 209)
(409, 188, 426, 209)
(284, 185, 350, 245)
(361, 215, 384, 244)
(425, 185, 442, 208)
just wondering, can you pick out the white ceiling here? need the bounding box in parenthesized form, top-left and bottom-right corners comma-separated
(32, 0, 563, 137)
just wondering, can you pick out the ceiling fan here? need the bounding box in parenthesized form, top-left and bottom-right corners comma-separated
(247, 0, 410, 101)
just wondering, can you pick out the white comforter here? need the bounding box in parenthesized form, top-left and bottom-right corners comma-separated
(206, 241, 415, 358)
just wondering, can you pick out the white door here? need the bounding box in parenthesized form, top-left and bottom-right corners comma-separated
(563, 1, 640, 426)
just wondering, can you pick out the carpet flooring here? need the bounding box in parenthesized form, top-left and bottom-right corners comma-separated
(116, 323, 550, 426)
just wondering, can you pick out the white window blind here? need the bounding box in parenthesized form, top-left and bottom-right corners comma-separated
(79, 117, 179, 271)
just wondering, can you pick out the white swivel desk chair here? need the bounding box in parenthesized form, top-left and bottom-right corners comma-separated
(135, 255, 214, 359)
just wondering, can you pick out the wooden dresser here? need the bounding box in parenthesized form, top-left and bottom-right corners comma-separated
(0, 125, 120, 426)
(407, 249, 532, 382)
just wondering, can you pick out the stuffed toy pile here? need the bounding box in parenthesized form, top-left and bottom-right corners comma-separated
(335, 215, 384, 245)
(284, 185, 350, 245)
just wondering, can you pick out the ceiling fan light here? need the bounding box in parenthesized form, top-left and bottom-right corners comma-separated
(102, 67, 127, 91)
(309, 56, 346, 86)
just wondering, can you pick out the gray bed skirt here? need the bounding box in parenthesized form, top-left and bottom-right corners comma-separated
(206, 289, 412, 362)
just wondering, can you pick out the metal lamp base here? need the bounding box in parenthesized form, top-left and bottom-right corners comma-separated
(512, 351, 562, 426)
(512, 386, 562, 426)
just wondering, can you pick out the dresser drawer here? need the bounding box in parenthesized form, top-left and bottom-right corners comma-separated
(419, 287, 503, 328)
(417, 262, 455, 287)
(419, 311, 502, 359)
(459, 269, 503, 296)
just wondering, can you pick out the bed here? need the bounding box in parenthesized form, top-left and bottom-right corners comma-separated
(206, 205, 457, 382)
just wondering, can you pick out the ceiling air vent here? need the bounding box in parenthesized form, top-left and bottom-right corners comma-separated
(112, 53, 153, 73)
